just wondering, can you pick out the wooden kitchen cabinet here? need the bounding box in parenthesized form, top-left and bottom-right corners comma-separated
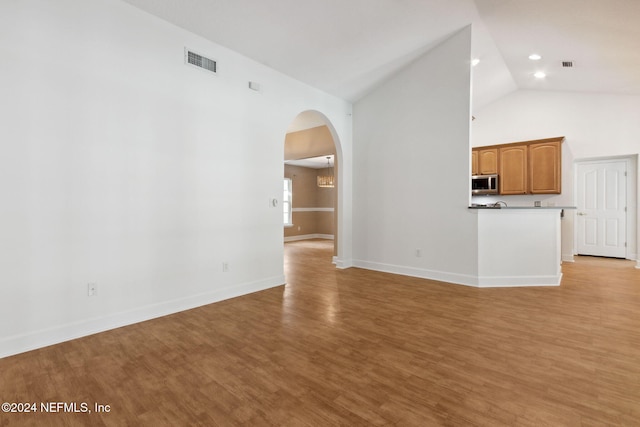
(474, 136, 563, 195)
(499, 144, 528, 194)
(477, 148, 498, 175)
(472, 147, 498, 175)
(528, 140, 561, 194)
(471, 150, 478, 175)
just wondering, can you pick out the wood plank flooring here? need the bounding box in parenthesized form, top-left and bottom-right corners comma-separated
(1, 240, 640, 426)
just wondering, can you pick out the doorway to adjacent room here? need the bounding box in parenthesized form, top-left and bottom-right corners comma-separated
(575, 156, 636, 260)
(283, 110, 342, 269)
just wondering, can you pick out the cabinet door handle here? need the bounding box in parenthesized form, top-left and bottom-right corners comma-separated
(577, 212, 586, 216)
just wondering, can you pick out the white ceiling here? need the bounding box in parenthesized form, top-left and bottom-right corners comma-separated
(475, 0, 640, 95)
(123, 0, 640, 110)
(285, 154, 335, 169)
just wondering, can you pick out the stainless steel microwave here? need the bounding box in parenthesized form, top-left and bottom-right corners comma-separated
(471, 174, 499, 195)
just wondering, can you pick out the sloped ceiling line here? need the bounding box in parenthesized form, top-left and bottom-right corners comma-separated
(123, 0, 640, 108)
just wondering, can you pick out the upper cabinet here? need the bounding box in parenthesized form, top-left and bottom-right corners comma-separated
(471, 150, 478, 175)
(499, 144, 528, 194)
(472, 147, 498, 176)
(528, 140, 562, 194)
(473, 137, 564, 195)
(478, 148, 498, 175)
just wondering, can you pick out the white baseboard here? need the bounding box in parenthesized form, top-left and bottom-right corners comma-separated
(0, 275, 285, 359)
(476, 273, 562, 287)
(352, 260, 561, 288)
(333, 257, 353, 269)
(284, 234, 334, 242)
(352, 259, 478, 287)
(562, 254, 575, 262)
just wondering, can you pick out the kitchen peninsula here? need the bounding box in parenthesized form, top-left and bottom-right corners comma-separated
(469, 206, 575, 287)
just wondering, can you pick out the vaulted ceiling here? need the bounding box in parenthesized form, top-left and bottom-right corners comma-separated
(123, 0, 640, 110)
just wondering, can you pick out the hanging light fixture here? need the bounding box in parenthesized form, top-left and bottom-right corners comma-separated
(317, 156, 334, 188)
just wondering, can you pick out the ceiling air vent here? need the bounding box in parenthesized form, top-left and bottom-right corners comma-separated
(185, 48, 217, 74)
(562, 61, 574, 68)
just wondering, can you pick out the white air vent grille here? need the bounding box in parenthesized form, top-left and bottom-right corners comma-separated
(185, 48, 217, 74)
(562, 61, 574, 68)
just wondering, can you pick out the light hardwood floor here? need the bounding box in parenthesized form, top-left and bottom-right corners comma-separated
(1, 240, 640, 426)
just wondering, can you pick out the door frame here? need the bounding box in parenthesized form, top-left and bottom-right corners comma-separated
(283, 110, 348, 267)
(573, 155, 638, 265)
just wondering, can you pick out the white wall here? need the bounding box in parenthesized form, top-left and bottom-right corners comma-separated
(352, 26, 478, 285)
(472, 90, 640, 263)
(0, 0, 352, 357)
(477, 209, 562, 286)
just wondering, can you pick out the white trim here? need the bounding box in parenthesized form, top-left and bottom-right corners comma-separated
(0, 275, 284, 359)
(291, 207, 335, 212)
(562, 254, 575, 262)
(334, 258, 353, 269)
(284, 234, 334, 242)
(476, 274, 562, 288)
(352, 260, 562, 288)
(352, 259, 478, 287)
(574, 155, 638, 261)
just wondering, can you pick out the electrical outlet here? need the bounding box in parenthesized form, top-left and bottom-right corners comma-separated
(87, 282, 97, 297)
(222, 262, 229, 272)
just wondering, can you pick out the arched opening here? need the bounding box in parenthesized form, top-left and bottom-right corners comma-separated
(283, 110, 342, 264)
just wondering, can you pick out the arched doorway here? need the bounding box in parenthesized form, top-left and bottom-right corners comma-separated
(283, 110, 342, 262)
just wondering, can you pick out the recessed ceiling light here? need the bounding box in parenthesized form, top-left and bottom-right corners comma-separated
(534, 71, 546, 79)
(471, 58, 480, 67)
(529, 54, 542, 60)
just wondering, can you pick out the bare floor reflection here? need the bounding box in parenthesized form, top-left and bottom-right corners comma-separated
(283, 239, 340, 325)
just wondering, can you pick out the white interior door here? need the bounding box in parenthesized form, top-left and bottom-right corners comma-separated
(576, 160, 627, 258)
